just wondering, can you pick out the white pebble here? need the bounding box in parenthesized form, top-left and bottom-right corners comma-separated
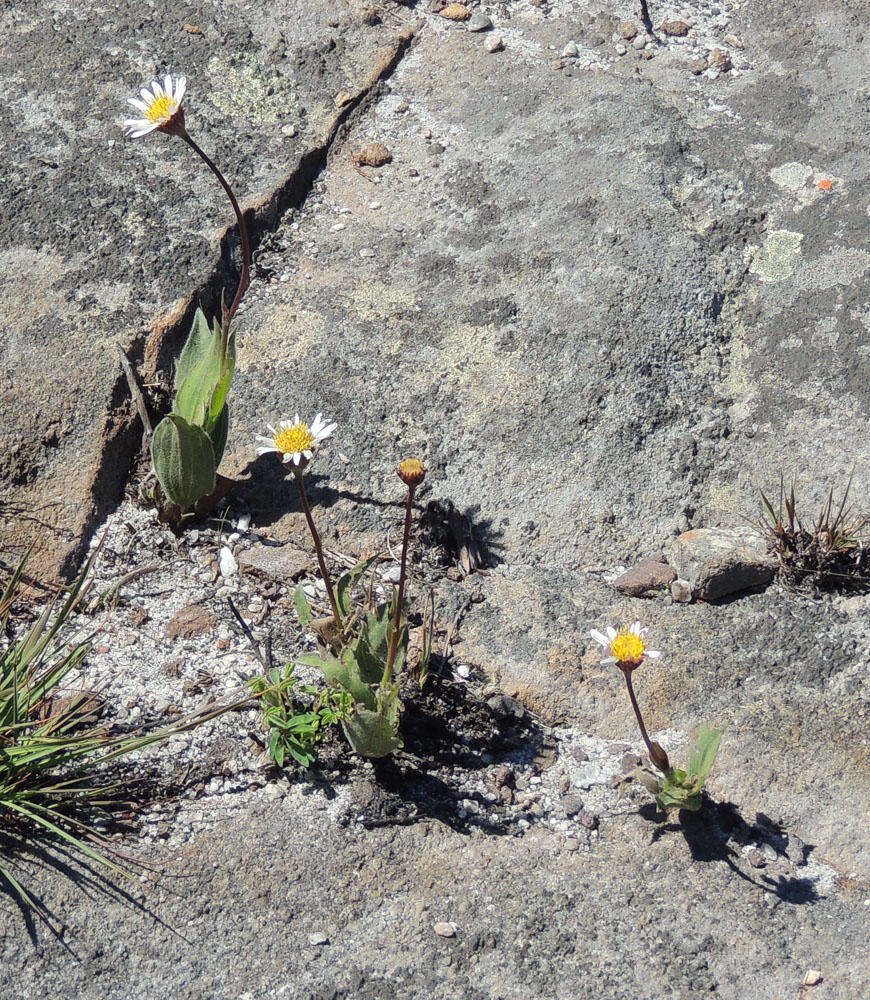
(219, 546, 238, 578)
(433, 922, 456, 938)
(331, 222, 346, 231)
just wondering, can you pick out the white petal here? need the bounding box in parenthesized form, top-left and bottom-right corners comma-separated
(255, 446, 279, 456)
(631, 621, 644, 635)
(318, 421, 336, 440)
(310, 412, 324, 432)
(127, 97, 148, 111)
(175, 76, 187, 103)
(254, 435, 275, 447)
(589, 629, 609, 647)
(601, 656, 617, 665)
(139, 86, 154, 104)
(302, 449, 313, 459)
(605, 626, 617, 640)
(294, 413, 301, 425)
(164, 73, 173, 98)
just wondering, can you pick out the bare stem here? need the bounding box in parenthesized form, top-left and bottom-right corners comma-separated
(383, 485, 415, 686)
(293, 469, 342, 626)
(177, 129, 251, 337)
(622, 668, 668, 771)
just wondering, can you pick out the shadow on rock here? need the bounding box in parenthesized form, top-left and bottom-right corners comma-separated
(359, 677, 544, 835)
(0, 830, 192, 953)
(643, 798, 821, 905)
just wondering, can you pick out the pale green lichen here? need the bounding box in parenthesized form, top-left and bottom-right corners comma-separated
(748, 229, 804, 282)
(206, 57, 297, 124)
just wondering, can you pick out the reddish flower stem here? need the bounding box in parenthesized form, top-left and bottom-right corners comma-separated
(383, 484, 416, 686)
(178, 129, 251, 338)
(293, 469, 341, 626)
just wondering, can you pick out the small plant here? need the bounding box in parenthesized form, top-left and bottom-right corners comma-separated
(589, 622, 723, 814)
(255, 420, 428, 759)
(123, 74, 250, 523)
(248, 664, 352, 768)
(754, 474, 869, 590)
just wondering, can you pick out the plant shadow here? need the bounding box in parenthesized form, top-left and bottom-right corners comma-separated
(642, 798, 821, 905)
(233, 455, 505, 572)
(0, 829, 192, 954)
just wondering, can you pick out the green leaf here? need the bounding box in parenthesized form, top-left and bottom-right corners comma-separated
(298, 653, 375, 711)
(151, 415, 216, 511)
(687, 726, 722, 783)
(208, 403, 229, 467)
(294, 585, 313, 628)
(174, 314, 225, 428)
(174, 308, 213, 390)
(336, 555, 380, 617)
(341, 706, 399, 758)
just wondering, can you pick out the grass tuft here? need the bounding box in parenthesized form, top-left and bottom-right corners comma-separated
(754, 474, 869, 590)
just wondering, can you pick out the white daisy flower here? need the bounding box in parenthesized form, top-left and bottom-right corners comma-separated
(589, 621, 662, 669)
(123, 73, 187, 138)
(255, 413, 336, 468)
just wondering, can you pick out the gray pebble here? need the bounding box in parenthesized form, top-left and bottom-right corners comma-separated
(562, 793, 584, 817)
(484, 33, 504, 53)
(561, 42, 579, 58)
(467, 12, 492, 32)
(308, 931, 329, 947)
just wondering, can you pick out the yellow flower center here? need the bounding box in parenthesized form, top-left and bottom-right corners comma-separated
(274, 422, 314, 455)
(610, 632, 645, 665)
(145, 95, 178, 124)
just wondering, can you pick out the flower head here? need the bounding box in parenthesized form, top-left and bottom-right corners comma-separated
(255, 413, 335, 469)
(590, 621, 661, 671)
(124, 73, 187, 138)
(397, 457, 426, 489)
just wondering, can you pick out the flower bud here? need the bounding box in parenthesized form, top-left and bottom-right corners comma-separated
(397, 458, 426, 489)
(649, 741, 670, 773)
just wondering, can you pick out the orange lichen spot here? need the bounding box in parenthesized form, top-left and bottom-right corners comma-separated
(818, 179, 833, 191)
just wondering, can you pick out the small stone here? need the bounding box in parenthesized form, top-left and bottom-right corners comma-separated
(352, 141, 392, 167)
(238, 544, 310, 581)
(659, 20, 690, 36)
(561, 41, 579, 58)
(747, 848, 767, 869)
(785, 834, 807, 866)
(219, 546, 238, 578)
(439, 3, 470, 20)
(671, 578, 693, 603)
(264, 784, 285, 799)
(308, 931, 329, 947)
(165, 604, 218, 641)
(689, 56, 708, 75)
(236, 513, 251, 533)
(620, 753, 642, 772)
(667, 527, 776, 601)
(484, 33, 504, 52)
(723, 34, 744, 49)
(619, 21, 637, 40)
(632, 35, 646, 50)
(612, 556, 676, 596)
(433, 921, 456, 937)
(614, 43, 627, 55)
(281, 123, 297, 138)
(564, 837, 580, 852)
(572, 748, 589, 763)
(491, 764, 516, 789)
(606, 742, 630, 755)
(578, 810, 599, 831)
(562, 793, 584, 817)
(708, 48, 732, 72)
(467, 12, 492, 32)
(803, 970, 823, 987)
